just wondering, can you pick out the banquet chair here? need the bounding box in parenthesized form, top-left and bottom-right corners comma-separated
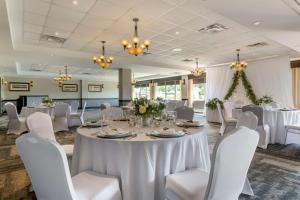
(53, 103, 70, 132)
(68, 101, 87, 127)
(217, 103, 237, 135)
(4, 102, 28, 135)
(236, 111, 258, 130)
(70, 101, 79, 114)
(100, 107, 124, 120)
(26, 112, 74, 157)
(175, 101, 185, 109)
(175, 106, 194, 121)
(242, 105, 270, 149)
(166, 101, 177, 113)
(16, 133, 122, 200)
(284, 125, 300, 144)
(223, 101, 235, 119)
(165, 127, 259, 200)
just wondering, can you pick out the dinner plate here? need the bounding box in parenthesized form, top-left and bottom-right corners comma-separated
(97, 132, 136, 139)
(82, 121, 108, 128)
(176, 121, 204, 128)
(148, 130, 185, 138)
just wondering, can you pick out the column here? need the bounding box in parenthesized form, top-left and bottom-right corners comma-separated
(118, 68, 132, 106)
(181, 75, 189, 106)
(188, 79, 193, 107)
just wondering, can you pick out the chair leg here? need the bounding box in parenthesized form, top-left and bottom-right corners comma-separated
(284, 128, 289, 145)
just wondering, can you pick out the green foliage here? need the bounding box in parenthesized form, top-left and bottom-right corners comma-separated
(206, 98, 224, 110)
(257, 95, 274, 105)
(224, 71, 240, 100)
(240, 71, 257, 104)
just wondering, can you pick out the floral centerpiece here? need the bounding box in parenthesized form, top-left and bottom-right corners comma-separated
(42, 97, 55, 107)
(132, 97, 166, 126)
(257, 95, 273, 105)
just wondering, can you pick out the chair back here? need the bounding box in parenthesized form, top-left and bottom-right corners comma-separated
(101, 107, 124, 120)
(26, 112, 56, 141)
(80, 101, 87, 118)
(192, 100, 205, 110)
(175, 101, 185, 109)
(4, 102, 19, 120)
(223, 101, 234, 119)
(242, 105, 263, 126)
(216, 103, 226, 125)
(16, 134, 77, 200)
(175, 106, 194, 121)
(205, 127, 259, 200)
(166, 101, 177, 112)
(236, 111, 258, 130)
(54, 103, 70, 118)
(70, 101, 79, 113)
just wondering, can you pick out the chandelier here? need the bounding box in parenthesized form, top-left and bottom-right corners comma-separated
(121, 18, 150, 56)
(191, 58, 204, 77)
(53, 70, 64, 87)
(131, 72, 136, 85)
(60, 65, 72, 81)
(230, 49, 247, 72)
(93, 41, 113, 69)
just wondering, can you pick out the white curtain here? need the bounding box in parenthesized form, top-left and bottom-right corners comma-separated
(205, 56, 293, 107)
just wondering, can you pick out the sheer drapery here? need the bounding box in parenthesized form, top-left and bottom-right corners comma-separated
(205, 56, 293, 107)
(292, 67, 300, 108)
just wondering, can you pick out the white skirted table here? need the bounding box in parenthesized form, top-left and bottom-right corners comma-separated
(20, 106, 54, 117)
(232, 108, 300, 144)
(71, 122, 211, 200)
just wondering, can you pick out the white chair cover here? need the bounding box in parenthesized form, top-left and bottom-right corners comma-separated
(68, 101, 87, 127)
(175, 106, 194, 121)
(223, 101, 235, 119)
(285, 124, 300, 144)
(236, 111, 258, 130)
(4, 102, 27, 135)
(193, 101, 205, 112)
(27, 112, 74, 157)
(53, 103, 70, 132)
(166, 101, 177, 112)
(100, 107, 124, 120)
(175, 101, 185, 109)
(217, 103, 236, 135)
(165, 127, 259, 200)
(16, 133, 121, 200)
(242, 105, 270, 149)
(70, 101, 79, 114)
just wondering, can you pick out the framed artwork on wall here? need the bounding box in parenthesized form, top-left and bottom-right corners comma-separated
(62, 84, 78, 92)
(8, 82, 30, 91)
(88, 84, 104, 92)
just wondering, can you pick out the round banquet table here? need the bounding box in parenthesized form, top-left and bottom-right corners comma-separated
(20, 106, 54, 117)
(232, 108, 300, 144)
(71, 122, 211, 200)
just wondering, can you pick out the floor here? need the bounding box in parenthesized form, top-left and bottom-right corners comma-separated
(0, 110, 299, 200)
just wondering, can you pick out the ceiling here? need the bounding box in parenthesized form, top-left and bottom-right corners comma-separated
(1, 0, 300, 80)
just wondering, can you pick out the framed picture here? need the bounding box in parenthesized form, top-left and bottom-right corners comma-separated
(8, 82, 30, 91)
(62, 84, 78, 92)
(88, 84, 104, 92)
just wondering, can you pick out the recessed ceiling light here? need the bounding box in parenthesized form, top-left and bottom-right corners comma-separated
(72, 0, 78, 5)
(172, 48, 182, 52)
(253, 21, 261, 26)
(175, 31, 180, 35)
(55, 32, 59, 36)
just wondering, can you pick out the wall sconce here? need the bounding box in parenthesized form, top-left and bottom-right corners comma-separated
(180, 79, 185, 85)
(29, 81, 34, 87)
(1, 79, 8, 86)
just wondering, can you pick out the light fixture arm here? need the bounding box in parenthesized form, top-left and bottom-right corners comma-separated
(236, 49, 240, 63)
(133, 18, 139, 38)
(196, 58, 199, 68)
(101, 41, 106, 56)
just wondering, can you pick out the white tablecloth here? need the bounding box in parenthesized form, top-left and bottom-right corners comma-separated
(232, 108, 300, 144)
(20, 106, 54, 117)
(71, 122, 211, 200)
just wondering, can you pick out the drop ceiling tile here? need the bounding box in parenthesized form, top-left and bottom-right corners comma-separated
(24, 23, 43, 33)
(180, 16, 214, 31)
(52, 0, 97, 12)
(48, 5, 85, 22)
(133, 0, 175, 19)
(160, 7, 197, 25)
(24, 38, 40, 44)
(63, 39, 86, 50)
(24, 12, 46, 26)
(80, 15, 115, 29)
(89, 1, 129, 20)
(162, 0, 186, 5)
(24, 0, 50, 15)
(151, 34, 174, 43)
(163, 26, 194, 38)
(143, 19, 177, 33)
(43, 28, 71, 38)
(24, 31, 41, 40)
(45, 17, 79, 32)
(40, 41, 62, 48)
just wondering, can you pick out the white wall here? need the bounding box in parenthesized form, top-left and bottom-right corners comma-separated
(2, 76, 118, 100)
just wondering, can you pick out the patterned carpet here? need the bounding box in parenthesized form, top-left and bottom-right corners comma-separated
(0, 113, 299, 200)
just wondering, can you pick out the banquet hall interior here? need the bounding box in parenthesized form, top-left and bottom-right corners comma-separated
(0, 0, 300, 199)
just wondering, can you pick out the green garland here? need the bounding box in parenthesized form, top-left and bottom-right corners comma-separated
(223, 70, 258, 104)
(224, 71, 240, 101)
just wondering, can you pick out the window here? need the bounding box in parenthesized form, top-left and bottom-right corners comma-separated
(134, 85, 150, 99)
(193, 83, 205, 100)
(157, 81, 181, 100)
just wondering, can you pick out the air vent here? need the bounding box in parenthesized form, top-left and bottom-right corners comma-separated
(182, 59, 193, 62)
(143, 52, 152, 55)
(198, 23, 228, 33)
(30, 69, 42, 72)
(82, 72, 91, 75)
(40, 34, 66, 44)
(247, 42, 268, 48)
